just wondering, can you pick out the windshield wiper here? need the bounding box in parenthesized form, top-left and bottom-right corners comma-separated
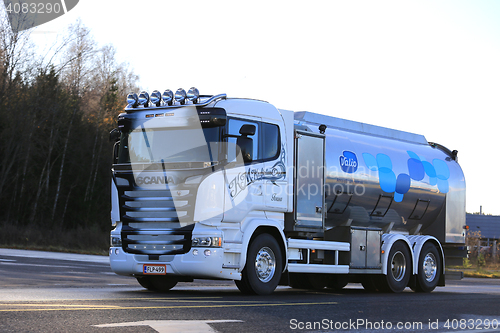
(141, 125, 154, 162)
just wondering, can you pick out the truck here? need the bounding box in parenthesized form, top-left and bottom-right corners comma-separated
(109, 87, 466, 295)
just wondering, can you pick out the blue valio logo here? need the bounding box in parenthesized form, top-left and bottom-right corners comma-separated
(340, 151, 358, 173)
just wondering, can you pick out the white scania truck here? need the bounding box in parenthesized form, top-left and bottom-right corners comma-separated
(109, 88, 466, 295)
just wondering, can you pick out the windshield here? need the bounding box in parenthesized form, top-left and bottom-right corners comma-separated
(118, 126, 220, 164)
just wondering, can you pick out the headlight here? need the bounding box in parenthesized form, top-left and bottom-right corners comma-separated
(191, 236, 222, 247)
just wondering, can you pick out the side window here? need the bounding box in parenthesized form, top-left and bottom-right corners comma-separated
(227, 119, 259, 163)
(261, 122, 280, 160)
(226, 118, 280, 164)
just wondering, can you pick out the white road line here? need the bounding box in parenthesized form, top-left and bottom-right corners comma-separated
(95, 320, 244, 333)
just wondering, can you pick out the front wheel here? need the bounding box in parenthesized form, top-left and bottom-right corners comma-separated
(415, 242, 441, 292)
(239, 233, 282, 295)
(136, 276, 178, 292)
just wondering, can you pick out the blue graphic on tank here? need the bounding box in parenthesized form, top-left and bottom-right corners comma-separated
(362, 151, 450, 202)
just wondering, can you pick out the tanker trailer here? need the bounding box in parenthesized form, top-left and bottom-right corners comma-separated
(287, 111, 466, 292)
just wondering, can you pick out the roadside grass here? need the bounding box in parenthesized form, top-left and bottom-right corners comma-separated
(447, 260, 500, 279)
(0, 221, 109, 255)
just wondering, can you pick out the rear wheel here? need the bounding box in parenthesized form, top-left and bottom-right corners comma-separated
(361, 275, 382, 292)
(380, 241, 411, 293)
(415, 242, 441, 292)
(239, 233, 282, 295)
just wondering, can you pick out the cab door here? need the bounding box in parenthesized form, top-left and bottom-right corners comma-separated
(262, 122, 287, 211)
(222, 117, 265, 222)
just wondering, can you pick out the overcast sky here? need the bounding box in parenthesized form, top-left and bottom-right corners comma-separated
(10, 0, 500, 215)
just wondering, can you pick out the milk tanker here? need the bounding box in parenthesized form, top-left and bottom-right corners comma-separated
(109, 88, 466, 295)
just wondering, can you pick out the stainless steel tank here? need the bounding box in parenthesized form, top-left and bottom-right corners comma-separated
(294, 112, 466, 244)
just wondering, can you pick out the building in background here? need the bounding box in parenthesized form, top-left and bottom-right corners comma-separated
(466, 214, 500, 261)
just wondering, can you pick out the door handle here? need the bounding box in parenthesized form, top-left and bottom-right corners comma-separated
(252, 185, 263, 196)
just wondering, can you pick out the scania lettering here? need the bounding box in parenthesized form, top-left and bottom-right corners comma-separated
(109, 87, 466, 295)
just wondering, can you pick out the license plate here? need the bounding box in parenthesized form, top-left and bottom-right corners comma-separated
(143, 264, 166, 275)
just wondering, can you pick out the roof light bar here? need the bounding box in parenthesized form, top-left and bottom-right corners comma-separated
(187, 87, 200, 104)
(150, 90, 161, 107)
(138, 91, 150, 106)
(175, 88, 187, 105)
(162, 89, 174, 106)
(127, 92, 139, 108)
(126, 87, 220, 109)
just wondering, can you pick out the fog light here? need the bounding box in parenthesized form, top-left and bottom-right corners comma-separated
(204, 249, 211, 256)
(111, 236, 122, 247)
(193, 249, 199, 256)
(114, 248, 120, 255)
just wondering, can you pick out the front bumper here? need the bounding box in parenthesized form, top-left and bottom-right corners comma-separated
(109, 247, 241, 281)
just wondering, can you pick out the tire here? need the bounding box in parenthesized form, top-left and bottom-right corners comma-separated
(415, 242, 441, 293)
(326, 275, 348, 291)
(240, 233, 282, 295)
(381, 241, 411, 293)
(361, 275, 382, 292)
(139, 276, 177, 292)
(235, 278, 253, 294)
(136, 276, 154, 290)
(289, 273, 327, 290)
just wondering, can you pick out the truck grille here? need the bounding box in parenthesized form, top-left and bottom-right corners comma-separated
(116, 174, 195, 255)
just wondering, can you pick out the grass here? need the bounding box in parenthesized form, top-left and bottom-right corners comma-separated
(447, 260, 500, 279)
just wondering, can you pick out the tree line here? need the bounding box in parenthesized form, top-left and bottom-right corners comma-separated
(0, 16, 138, 250)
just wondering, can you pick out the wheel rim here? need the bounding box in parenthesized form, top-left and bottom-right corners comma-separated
(422, 253, 437, 282)
(254, 246, 276, 283)
(390, 251, 407, 282)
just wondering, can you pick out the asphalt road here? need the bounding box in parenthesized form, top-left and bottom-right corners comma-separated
(1, 248, 500, 333)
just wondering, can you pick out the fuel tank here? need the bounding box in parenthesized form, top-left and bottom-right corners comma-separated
(294, 112, 466, 244)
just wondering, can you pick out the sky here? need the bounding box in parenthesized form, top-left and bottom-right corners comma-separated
(5, 0, 500, 215)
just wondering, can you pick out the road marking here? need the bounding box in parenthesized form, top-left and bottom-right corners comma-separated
(0, 301, 338, 312)
(95, 320, 243, 333)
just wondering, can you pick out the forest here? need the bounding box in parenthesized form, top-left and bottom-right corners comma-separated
(0, 16, 139, 253)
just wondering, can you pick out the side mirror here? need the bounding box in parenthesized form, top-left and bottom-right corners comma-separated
(109, 128, 120, 142)
(239, 124, 256, 137)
